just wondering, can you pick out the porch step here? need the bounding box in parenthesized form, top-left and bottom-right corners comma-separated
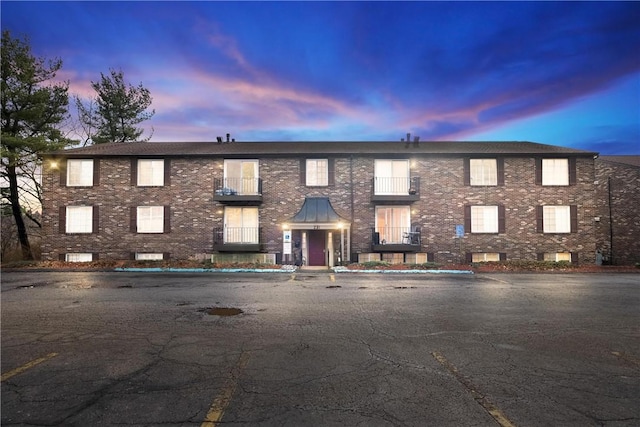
(299, 265, 330, 271)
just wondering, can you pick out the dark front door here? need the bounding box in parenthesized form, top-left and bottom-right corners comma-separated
(308, 230, 326, 266)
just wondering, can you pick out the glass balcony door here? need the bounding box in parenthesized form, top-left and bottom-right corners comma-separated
(374, 159, 409, 195)
(224, 160, 259, 195)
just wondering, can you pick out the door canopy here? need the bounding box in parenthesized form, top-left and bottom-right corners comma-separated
(289, 197, 349, 229)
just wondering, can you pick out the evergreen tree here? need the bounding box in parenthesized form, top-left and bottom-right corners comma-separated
(77, 69, 154, 144)
(1, 30, 70, 260)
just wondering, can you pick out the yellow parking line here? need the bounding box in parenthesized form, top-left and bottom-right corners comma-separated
(432, 351, 516, 427)
(201, 351, 250, 427)
(1, 352, 58, 382)
(612, 351, 640, 366)
(330, 274, 335, 282)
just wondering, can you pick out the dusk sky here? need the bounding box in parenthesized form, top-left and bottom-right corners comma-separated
(2, 1, 639, 154)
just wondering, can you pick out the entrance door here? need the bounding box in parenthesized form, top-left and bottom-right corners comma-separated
(308, 230, 326, 266)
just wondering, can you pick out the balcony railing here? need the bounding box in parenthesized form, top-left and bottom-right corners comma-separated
(213, 227, 263, 252)
(213, 178, 263, 204)
(371, 177, 420, 203)
(371, 227, 421, 252)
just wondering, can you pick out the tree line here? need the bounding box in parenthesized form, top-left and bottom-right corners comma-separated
(1, 30, 156, 260)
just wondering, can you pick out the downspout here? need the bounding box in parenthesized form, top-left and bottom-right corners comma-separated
(350, 154, 354, 222)
(350, 155, 354, 262)
(608, 176, 614, 265)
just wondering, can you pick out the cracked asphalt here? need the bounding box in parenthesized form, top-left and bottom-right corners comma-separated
(1, 271, 638, 426)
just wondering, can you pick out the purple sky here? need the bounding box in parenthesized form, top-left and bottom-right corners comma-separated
(3, 1, 639, 154)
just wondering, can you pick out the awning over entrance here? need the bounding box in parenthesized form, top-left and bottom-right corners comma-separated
(290, 197, 349, 225)
(286, 197, 351, 266)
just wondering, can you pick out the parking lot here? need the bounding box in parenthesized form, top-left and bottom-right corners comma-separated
(2, 271, 639, 426)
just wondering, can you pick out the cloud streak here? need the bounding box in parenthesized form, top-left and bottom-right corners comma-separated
(1, 1, 638, 152)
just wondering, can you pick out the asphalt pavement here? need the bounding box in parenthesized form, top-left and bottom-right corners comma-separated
(1, 271, 639, 426)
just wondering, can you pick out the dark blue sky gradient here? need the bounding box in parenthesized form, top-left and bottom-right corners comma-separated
(2, 1, 638, 154)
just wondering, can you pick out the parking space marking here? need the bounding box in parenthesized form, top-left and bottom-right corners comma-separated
(432, 351, 516, 427)
(1, 352, 58, 382)
(201, 351, 250, 427)
(330, 273, 335, 282)
(611, 351, 640, 366)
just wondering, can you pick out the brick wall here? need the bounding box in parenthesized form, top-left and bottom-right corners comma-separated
(595, 159, 640, 265)
(42, 157, 219, 260)
(42, 153, 599, 264)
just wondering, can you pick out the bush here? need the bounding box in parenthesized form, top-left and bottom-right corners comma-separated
(406, 262, 439, 270)
(361, 260, 391, 268)
(471, 260, 580, 271)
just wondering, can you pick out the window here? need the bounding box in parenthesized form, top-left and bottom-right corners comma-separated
(465, 205, 505, 234)
(224, 207, 259, 243)
(470, 159, 497, 186)
(137, 159, 164, 186)
(135, 253, 164, 260)
(66, 206, 93, 233)
(471, 206, 499, 233)
(472, 253, 501, 262)
(543, 252, 571, 262)
(375, 206, 410, 243)
(306, 159, 329, 186)
(65, 253, 93, 262)
(542, 159, 569, 186)
(542, 206, 571, 233)
(67, 159, 94, 186)
(374, 160, 409, 195)
(137, 206, 165, 233)
(224, 160, 259, 195)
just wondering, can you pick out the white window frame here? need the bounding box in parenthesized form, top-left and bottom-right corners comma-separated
(66, 206, 93, 234)
(471, 253, 501, 262)
(224, 207, 259, 244)
(470, 159, 497, 186)
(223, 159, 259, 195)
(306, 159, 329, 186)
(137, 206, 164, 233)
(471, 206, 499, 233)
(67, 159, 94, 186)
(543, 206, 571, 233)
(137, 159, 164, 186)
(65, 253, 93, 262)
(543, 252, 572, 262)
(135, 253, 164, 261)
(375, 206, 410, 244)
(374, 159, 410, 195)
(542, 159, 569, 186)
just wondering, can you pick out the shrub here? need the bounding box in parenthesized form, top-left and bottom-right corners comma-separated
(361, 260, 391, 268)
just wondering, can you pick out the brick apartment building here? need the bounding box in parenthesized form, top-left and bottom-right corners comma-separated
(40, 139, 637, 266)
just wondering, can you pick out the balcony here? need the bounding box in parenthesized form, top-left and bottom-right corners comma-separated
(213, 227, 264, 252)
(371, 227, 421, 252)
(213, 178, 263, 204)
(371, 177, 420, 203)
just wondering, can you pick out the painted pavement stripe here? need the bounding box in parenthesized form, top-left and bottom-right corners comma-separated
(201, 351, 250, 427)
(611, 351, 640, 366)
(432, 351, 516, 427)
(1, 352, 58, 382)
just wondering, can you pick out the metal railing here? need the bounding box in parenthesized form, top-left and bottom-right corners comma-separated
(372, 227, 421, 245)
(213, 177, 262, 196)
(213, 227, 261, 245)
(373, 177, 420, 196)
